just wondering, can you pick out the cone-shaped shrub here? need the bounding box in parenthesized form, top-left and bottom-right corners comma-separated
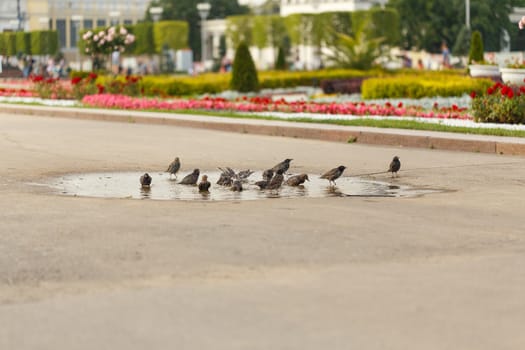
(230, 41, 259, 92)
(469, 31, 484, 64)
(275, 46, 286, 70)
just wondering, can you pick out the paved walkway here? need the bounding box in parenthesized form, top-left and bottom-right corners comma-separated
(3, 103, 525, 155)
(1, 110, 525, 350)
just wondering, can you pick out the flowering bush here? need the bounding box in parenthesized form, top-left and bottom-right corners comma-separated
(30, 75, 70, 99)
(71, 73, 99, 100)
(471, 81, 525, 124)
(103, 75, 142, 96)
(82, 26, 135, 56)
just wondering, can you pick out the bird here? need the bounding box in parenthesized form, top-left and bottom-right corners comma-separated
(254, 180, 269, 190)
(271, 158, 293, 174)
(266, 169, 285, 190)
(237, 169, 254, 181)
(166, 157, 181, 179)
(285, 173, 309, 186)
(179, 169, 200, 185)
(140, 173, 152, 188)
(231, 180, 243, 192)
(217, 167, 236, 186)
(320, 166, 346, 186)
(198, 175, 211, 192)
(262, 169, 274, 181)
(389, 156, 401, 177)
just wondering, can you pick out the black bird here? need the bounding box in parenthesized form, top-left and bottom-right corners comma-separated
(262, 169, 274, 181)
(231, 180, 243, 192)
(285, 173, 309, 186)
(198, 175, 211, 192)
(389, 156, 401, 177)
(266, 169, 285, 190)
(271, 158, 293, 174)
(179, 169, 200, 185)
(320, 166, 346, 186)
(166, 157, 181, 179)
(140, 173, 152, 188)
(255, 180, 269, 189)
(237, 169, 254, 181)
(217, 167, 235, 186)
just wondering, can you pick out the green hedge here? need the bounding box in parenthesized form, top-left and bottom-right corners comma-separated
(30, 30, 58, 55)
(4, 33, 17, 56)
(361, 74, 494, 99)
(131, 22, 155, 55)
(92, 69, 477, 97)
(153, 21, 188, 53)
(16, 32, 31, 55)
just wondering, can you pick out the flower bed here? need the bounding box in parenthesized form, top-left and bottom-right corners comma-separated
(82, 94, 472, 120)
(0, 87, 35, 97)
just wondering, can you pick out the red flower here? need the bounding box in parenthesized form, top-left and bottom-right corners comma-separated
(71, 76, 82, 85)
(433, 102, 439, 109)
(452, 104, 459, 111)
(397, 102, 403, 108)
(470, 91, 476, 99)
(487, 87, 494, 95)
(507, 89, 514, 99)
(88, 72, 98, 80)
(96, 84, 105, 94)
(30, 75, 44, 83)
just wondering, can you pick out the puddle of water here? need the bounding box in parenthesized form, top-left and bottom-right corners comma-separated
(42, 171, 440, 201)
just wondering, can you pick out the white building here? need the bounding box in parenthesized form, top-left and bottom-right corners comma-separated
(280, 0, 385, 17)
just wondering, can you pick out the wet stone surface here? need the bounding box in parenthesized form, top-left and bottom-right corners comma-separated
(43, 171, 440, 201)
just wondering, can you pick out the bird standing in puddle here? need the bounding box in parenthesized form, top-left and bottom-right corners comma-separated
(320, 166, 346, 186)
(198, 175, 211, 192)
(179, 169, 200, 185)
(166, 157, 181, 179)
(140, 173, 152, 188)
(389, 156, 401, 177)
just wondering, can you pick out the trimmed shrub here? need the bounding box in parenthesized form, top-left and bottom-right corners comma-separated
(230, 42, 259, 92)
(274, 46, 286, 70)
(130, 22, 154, 55)
(31, 30, 58, 55)
(4, 33, 17, 56)
(362, 74, 493, 99)
(0, 34, 5, 55)
(469, 31, 484, 64)
(16, 32, 31, 55)
(153, 21, 188, 53)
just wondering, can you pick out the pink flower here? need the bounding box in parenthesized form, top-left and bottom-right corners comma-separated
(519, 16, 525, 30)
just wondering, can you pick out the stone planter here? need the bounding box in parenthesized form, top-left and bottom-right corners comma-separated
(468, 64, 500, 78)
(500, 68, 525, 86)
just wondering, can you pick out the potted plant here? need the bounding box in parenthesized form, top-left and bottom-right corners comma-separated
(468, 31, 499, 78)
(500, 56, 525, 86)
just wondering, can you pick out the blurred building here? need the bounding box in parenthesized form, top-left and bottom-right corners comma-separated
(17, 0, 149, 50)
(280, 0, 385, 16)
(0, 0, 27, 32)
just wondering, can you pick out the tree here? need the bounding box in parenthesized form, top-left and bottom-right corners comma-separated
(468, 30, 484, 64)
(150, 0, 249, 61)
(274, 46, 286, 70)
(388, 0, 522, 53)
(323, 14, 385, 70)
(230, 41, 259, 92)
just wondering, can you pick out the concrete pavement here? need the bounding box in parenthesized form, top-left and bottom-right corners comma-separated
(1, 110, 525, 349)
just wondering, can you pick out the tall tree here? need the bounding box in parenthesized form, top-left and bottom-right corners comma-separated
(148, 0, 249, 61)
(388, 0, 523, 53)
